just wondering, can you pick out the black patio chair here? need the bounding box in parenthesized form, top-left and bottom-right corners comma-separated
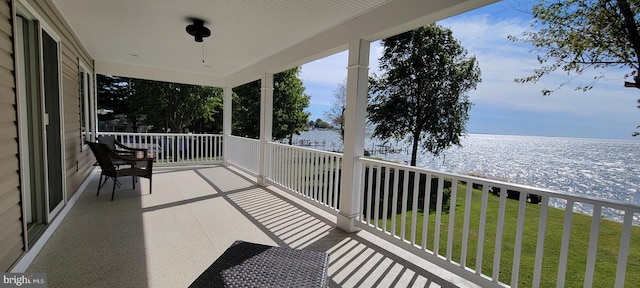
(88, 142, 153, 201)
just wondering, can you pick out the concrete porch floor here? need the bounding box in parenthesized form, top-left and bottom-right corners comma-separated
(26, 165, 478, 288)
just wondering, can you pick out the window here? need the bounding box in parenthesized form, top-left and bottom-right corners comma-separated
(79, 62, 94, 148)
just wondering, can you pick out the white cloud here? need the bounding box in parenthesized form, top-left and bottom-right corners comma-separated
(441, 13, 639, 119)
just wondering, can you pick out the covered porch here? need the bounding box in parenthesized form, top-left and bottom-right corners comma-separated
(16, 131, 639, 287)
(25, 165, 473, 288)
(6, 0, 638, 287)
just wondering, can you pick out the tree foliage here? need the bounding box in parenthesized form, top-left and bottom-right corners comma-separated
(96, 74, 130, 120)
(309, 118, 333, 129)
(97, 75, 223, 133)
(509, 0, 640, 95)
(368, 24, 481, 166)
(273, 68, 311, 144)
(232, 67, 311, 142)
(131, 80, 223, 133)
(324, 79, 347, 141)
(232, 80, 262, 138)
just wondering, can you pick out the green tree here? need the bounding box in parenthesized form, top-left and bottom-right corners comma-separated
(510, 0, 640, 93)
(308, 118, 332, 129)
(189, 86, 224, 133)
(127, 79, 222, 133)
(232, 67, 311, 142)
(97, 75, 127, 118)
(324, 79, 347, 141)
(232, 80, 261, 138)
(368, 24, 480, 166)
(273, 67, 311, 144)
(315, 118, 333, 129)
(97, 76, 222, 133)
(97, 75, 144, 131)
(509, 0, 640, 135)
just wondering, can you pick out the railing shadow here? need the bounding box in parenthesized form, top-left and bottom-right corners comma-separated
(193, 165, 467, 288)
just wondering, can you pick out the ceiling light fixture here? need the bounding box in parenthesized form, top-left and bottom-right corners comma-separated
(186, 18, 211, 43)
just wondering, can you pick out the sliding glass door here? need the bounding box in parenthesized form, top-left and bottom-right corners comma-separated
(16, 14, 65, 244)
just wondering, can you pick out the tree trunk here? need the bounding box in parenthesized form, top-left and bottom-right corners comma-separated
(617, 0, 640, 88)
(410, 131, 420, 166)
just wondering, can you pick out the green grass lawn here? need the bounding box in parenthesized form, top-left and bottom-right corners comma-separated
(369, 182, 640, 287)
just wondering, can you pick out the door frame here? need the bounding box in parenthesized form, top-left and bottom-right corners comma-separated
(41, 25, 66, 220)
(14, 0, 67, 248)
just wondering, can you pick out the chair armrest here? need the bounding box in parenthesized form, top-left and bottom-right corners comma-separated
(114, 141, 149, 158)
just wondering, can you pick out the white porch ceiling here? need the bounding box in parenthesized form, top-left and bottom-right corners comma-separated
(51, 0, 497, 87)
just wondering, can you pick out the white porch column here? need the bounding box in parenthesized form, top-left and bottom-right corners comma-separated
(338, 39, 370, 233)
(258, 73, 274, 186)
(222, 86, 232, 166)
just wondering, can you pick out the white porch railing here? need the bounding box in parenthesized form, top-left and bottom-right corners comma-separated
(268, 142, 342, 211)
(93, 132, 640, 287)
(357, 157, 640, 288)
(225, 135, 260, 174)
(96, 132, 223, 165)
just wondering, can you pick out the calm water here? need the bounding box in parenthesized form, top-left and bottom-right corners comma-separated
(291, 130, 640, 221)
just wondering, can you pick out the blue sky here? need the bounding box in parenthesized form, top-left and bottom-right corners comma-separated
(299, 1, 640, 140)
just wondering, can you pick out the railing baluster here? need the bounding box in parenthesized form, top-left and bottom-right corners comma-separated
(278, 145, 283, 184)
(292, 148, 299, 194)
(382, 167, 390, 233)
(584, 204, 602, 288)
(374, 164, 382, 229)
(493, 186, 508, 283)
(400, 169, 409, 241)
(615, 210, 634, 288)
(391, 169, 399, 238)
(271, 145, 278, 184)
(410, 171, 419, 244)
(312, 153, 318, 201)
(206, 135, 210, 160)
(533, 195, 550, 287)
(285, 146, 291, 188)
(434, 176, 444, 256)
(373, 165, 389, 232)
(476, 185, 489, 275)
(461, 182, 472, 268)
(447, 179, 458, 261)
(422, 173, 432, 251)
(511, 190, 528, 287)
(366, 163, 374, 225)
(302, 149, 307, 197)
(323, 153, 328, 205)
(304, 151, 312, 198)
(557, 199, 575, 287)
(327, 155, 334, 208)
(202, 136, 207, 160)
(333, 157, 340, 209)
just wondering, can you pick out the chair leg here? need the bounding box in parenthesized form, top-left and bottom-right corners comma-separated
(111, 176, 117, 201)
(149, 177, 152, 194)
(97, 173, 107, 196)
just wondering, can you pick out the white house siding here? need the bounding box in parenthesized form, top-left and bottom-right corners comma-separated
(0, 0, 95, 271)
(23, 0, 94, 199)
(0, 0, 24, 272)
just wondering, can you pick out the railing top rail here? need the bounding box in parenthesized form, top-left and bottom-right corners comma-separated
(97, 132, 223, 137)
(359, 157, 640, 213)
(227, 135, 260, 142)
(268, 141, 343, 157)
